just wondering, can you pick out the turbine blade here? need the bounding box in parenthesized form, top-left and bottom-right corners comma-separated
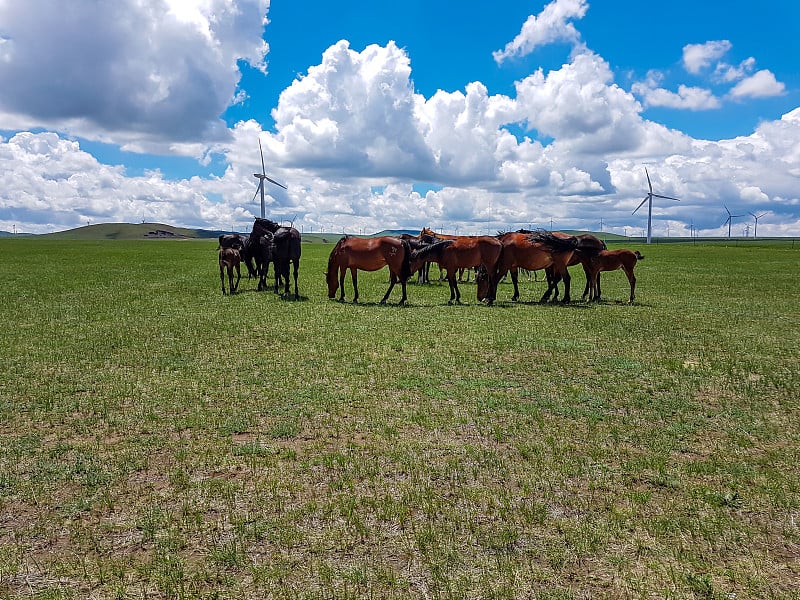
(724, 204, 731, 216)
(263, 175, 288, 190)
(645, 167, 652, 193)
(632, 196, 649, 215)
(251, 182, 262, 204)
(652, 194, 680, 201)
(259, 139, 266, 176)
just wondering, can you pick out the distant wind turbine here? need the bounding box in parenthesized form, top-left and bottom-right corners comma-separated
(723, 205, 745, 239)
(251, 139, 287, 219)
(632, 167, 680, 244)
(749, 211, 767, 239)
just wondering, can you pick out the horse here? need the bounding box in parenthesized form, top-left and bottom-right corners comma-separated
(218, 247, 241, 295)
(538, 231, 607, 301)
(250, 218, 302, 299)
(242, 223, 276, 291)
(326, 236, 413, 304)
(400, 232, 434, 284)
(419, 227, 471, 282)
(218, 233, 246, 251)
(584, 249, 644, 304)
(410, 236, 503, 304)
(478, 230, 578, 303)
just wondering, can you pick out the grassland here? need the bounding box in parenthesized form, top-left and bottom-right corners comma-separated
(0, 238, 798, 599)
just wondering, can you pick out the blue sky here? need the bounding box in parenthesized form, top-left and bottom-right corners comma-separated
(1, 0, 798, 236)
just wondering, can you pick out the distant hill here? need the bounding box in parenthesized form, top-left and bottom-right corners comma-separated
(3, 223, 637, 243)
(39, 223, 228, 241)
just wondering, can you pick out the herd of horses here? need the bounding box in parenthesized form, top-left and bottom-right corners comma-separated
(217, 218, 301, 298)
(218, 219, 644, 305)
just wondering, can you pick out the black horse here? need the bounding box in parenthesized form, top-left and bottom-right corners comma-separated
(249, 218, 301, 299)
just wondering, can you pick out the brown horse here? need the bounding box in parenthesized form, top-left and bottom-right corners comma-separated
(540, 231, 606, 301)
(584, 249, 644, 303)
(419, 227, 471, 281)
(326, 236, 412, 304)
(410, 236, 503, 304)
(218, 247, 241, 295)
(480, 231, 578, 303)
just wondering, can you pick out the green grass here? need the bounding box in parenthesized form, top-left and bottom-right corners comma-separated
(0, 238, 798, 599)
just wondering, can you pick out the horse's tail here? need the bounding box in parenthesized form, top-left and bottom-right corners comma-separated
(527, 229, 579, 252)
(634, 251, 644, 260)
(400, 239, 413, 282)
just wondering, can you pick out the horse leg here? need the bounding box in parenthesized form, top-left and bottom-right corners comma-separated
(561, 268, 571, 303)
(220, 263, 226, 294)
(581, 264, 591, 301)
(399, 278, 408, 305)
(511, 269, 520, 302)
(338, 267, 347, 302)
(233, 264, 241, 293)
(541, 268, 556, 302)
(292, 259, 300, 299)
(351, 268, 359, 303)
(380, 273, 397, 305)
(540, 272, 558, 303)
(626, 268, 636, 304)
(448, 272, 461, 305)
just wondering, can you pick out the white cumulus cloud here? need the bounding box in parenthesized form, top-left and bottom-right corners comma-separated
(493, 0, 588, 63)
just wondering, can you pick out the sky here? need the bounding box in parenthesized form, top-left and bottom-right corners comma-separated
(1, 0, 799, 237)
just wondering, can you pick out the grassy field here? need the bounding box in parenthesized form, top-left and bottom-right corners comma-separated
(0, 238, 798, 599)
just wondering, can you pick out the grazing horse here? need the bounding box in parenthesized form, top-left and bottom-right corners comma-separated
(326, 236, 412, 304)
(410, 236, 503, 304)
(218, 247, 241, 295)
(478, 231, 577, 303)
(585, 249, 644, 303)
(250, 218, 302, 299)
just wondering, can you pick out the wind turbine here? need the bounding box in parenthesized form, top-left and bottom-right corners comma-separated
(251, 139, 287, 218)
(632, 167, 680, 244)
(749, 211, 766, 239)
(722, 205, 745, 239)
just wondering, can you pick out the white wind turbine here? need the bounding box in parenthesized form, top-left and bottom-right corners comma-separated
(251, 139, 286, 218)
(749, 211, 767, 239)
(632, 167, 680, 244)
(723, 205, 745, 239)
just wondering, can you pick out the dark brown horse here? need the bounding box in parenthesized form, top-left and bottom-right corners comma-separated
(218, 247, 241, 295)
(584, 249, 644, 303)
(326, 236, 413, 304)
(250, 218, 302, 299)
(479, 231, 578, 303)
(410, 236, 503, 304)
(243, 222, 275, 292)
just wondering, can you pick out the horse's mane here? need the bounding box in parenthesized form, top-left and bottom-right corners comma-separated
(526, 229, 579, 252)
(411, 239, 453, 262)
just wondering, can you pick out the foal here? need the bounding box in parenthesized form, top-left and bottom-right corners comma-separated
(219, 247, 242, 295)
(584, 249, 644, 304)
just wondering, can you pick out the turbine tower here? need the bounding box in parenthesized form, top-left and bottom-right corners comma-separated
(749, 212, 766, 239)
(252, 139, 286, 218)
(632, 167, 680, 244)
(723, 205, 745, 239)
